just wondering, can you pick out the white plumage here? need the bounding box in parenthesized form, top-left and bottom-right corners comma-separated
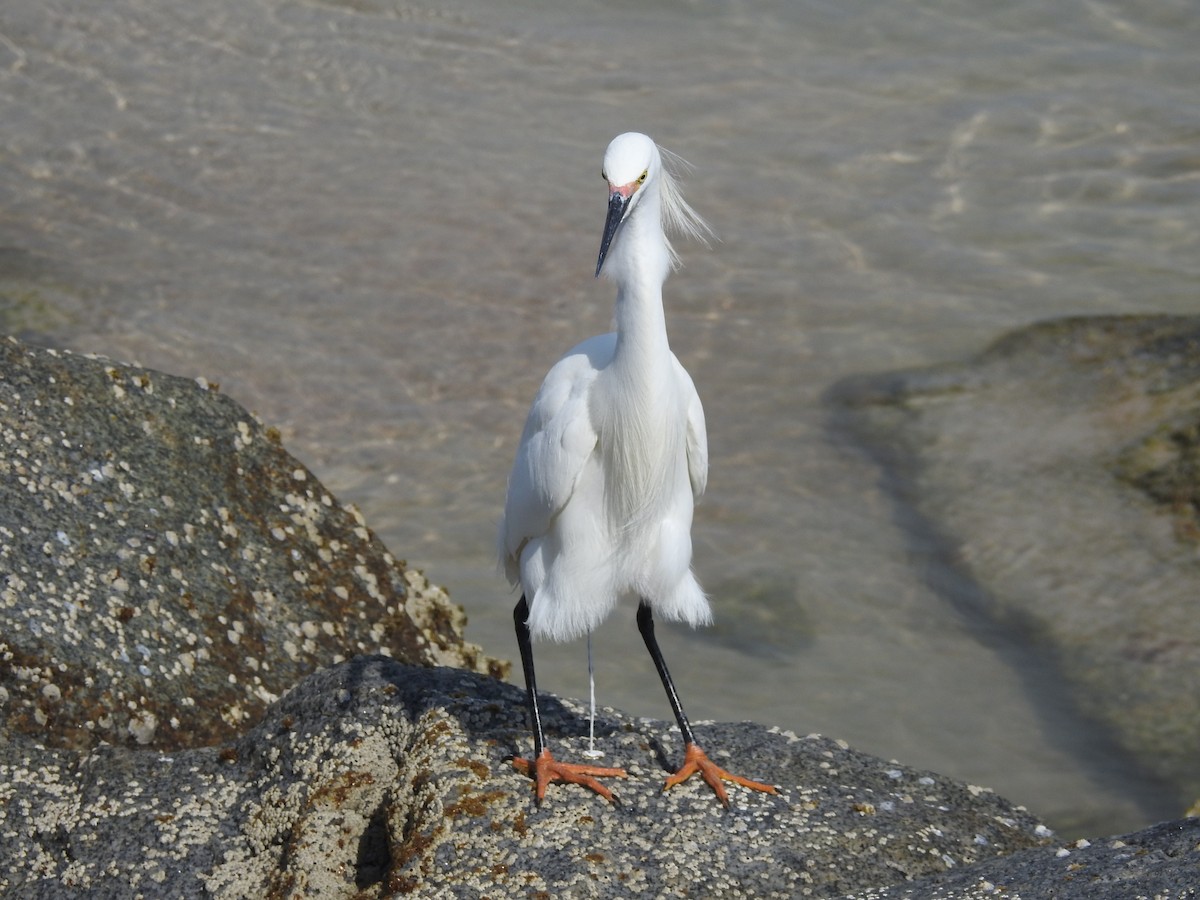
(501, 133, 776, 806)
(499, 132, 712, 642)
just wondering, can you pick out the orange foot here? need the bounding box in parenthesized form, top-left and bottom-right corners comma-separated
(513, 748, 628, 803)
(664, 742, 778, 807)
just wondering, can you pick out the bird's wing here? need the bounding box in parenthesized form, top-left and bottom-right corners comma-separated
(672, 354, 708, 499)
(500, 334, 614, 570)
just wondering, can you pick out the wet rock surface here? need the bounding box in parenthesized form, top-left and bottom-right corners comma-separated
(0, 338, 504, 754)
(830, 315, 1200, 817)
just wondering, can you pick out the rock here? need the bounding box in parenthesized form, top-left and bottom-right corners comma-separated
(0, 658, 1053, 898)
(1, 331, 1194, 898)
(0, 337, 506, 754)
(846, 818, 1200, 899)
(829, 315, 1200, 816)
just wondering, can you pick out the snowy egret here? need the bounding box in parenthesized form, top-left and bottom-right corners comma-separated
(499, 132, 777, 806)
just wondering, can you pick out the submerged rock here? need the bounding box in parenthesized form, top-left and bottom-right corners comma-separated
(0, 338, 505, 754)
(830, 315, 1200, 815)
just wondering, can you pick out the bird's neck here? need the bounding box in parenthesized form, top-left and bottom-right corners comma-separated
(613, 279, 669, 371)
(601, 208, 682, 531)
(609, 204, 672, 380)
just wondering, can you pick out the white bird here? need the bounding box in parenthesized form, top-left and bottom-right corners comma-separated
(499, 132, 777, 806)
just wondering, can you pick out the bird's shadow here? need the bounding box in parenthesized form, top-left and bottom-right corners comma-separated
(507, 694, 628, 759)
(645, 735, 676, 775)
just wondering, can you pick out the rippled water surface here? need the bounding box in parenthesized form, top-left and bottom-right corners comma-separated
(2, 0, 1198, 834)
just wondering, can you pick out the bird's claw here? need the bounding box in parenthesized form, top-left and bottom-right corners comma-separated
(664, 742, 778, 807)
(514, 748, 628, 804)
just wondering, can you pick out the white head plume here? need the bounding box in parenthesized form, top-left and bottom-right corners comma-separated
(654, 143, 713, 270)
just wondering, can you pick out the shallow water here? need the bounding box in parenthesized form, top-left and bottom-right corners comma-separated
(2, 0, 1198, 835)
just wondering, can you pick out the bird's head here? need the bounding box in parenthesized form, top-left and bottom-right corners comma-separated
(595, 132, 711, 279)
(596, 133, 658, 278)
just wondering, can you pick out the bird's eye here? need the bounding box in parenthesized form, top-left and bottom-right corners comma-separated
(637, 170, 647, 185)
(601, 170, 607, 181)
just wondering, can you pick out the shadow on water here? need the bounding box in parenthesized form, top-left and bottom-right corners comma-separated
(694, 571, 816, 661)
(0, 247, 85, 350)
(822, 369, 1182, 837)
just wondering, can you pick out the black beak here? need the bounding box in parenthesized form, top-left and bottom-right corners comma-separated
(595, 191, 630, 277)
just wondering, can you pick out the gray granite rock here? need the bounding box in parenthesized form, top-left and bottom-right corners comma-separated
(847, 818, 1200, 900)
(830, 315, 1200, 817)
(0, 658, 1054, 898)
(0, 337, 505, 754)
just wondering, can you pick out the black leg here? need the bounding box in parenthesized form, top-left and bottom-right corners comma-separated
(514, 595, 545, 759)
(511, 595, 628, 803)
(637, 599, 778, 805)
(637, 600, 696, 747)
